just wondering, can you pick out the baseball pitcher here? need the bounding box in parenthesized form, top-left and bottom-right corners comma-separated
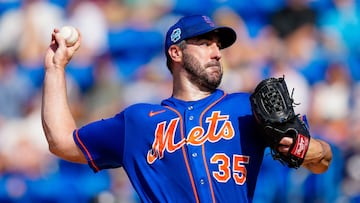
(42, 15, 332, 202)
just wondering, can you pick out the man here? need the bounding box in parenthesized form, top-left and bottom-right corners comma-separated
(42, 15, 332, 202)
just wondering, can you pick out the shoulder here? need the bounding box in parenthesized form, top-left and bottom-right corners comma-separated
(225, 92, 251, 102)
(222, 92, 252, 111)
(123, 103, 164, 115)
(121, 103, 175, 121)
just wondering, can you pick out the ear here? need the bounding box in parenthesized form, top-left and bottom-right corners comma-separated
(168, 45, 182, 63)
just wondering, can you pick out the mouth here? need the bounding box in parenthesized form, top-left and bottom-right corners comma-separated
(206, 61, 221, 68)
(206, 61, 221, 71)
(206, 63, 221, 72)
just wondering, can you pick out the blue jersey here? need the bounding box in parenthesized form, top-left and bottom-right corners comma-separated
(74, 89, 266, 203)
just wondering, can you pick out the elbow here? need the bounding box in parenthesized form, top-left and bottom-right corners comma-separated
(43, 131, 69, 159)
(46, 137, 88, 164)
(47, 142, 64, 158)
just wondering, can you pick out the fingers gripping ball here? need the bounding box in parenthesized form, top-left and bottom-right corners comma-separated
(59, 26, 79, 46)
(250, 76, 311, 168)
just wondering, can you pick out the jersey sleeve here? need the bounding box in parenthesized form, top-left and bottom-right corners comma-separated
(73, 112, 125, 172)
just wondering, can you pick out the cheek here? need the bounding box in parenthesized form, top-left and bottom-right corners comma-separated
(187, 48, 207, 59)
(193, 52, 208, 65)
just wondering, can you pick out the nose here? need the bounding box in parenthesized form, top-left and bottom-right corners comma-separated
(210, 43, 222, 60)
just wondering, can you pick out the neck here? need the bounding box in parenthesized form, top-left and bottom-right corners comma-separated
(172, 88, 213, 101)
(172, 75, 214, 101)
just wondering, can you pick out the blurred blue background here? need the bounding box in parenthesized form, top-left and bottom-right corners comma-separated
(0, 0, 359, 202)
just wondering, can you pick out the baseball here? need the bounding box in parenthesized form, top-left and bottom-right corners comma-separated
(59, 26, 78, 46)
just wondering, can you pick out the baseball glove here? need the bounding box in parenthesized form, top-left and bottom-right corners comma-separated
(250, 76, 310, 168)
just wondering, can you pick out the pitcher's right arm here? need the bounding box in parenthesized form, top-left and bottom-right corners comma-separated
(41, 28, 87, 163)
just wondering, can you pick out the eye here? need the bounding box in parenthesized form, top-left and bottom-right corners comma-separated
(198, 40, 210, 46)
(201, 40, 218, 47)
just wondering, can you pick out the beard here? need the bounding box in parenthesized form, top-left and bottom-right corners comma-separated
(182, 52, 223, 91)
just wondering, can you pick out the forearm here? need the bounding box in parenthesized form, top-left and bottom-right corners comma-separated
(41, 68, 77, 156)
(302, 138, 332, 174)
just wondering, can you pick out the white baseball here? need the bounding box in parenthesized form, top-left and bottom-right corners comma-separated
(59, 26, 79, 46)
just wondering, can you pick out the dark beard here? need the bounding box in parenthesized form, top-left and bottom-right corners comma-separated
(182, 52, 222, 91)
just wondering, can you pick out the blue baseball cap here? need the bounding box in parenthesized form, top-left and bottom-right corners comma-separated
(165, 15, 237, 53)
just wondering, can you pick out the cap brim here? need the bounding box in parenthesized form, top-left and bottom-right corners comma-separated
(212, 27, 237, 49)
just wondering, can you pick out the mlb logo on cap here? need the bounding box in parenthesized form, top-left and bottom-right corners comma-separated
(165, 15, 237, 53)
(170, 28, 182, 44)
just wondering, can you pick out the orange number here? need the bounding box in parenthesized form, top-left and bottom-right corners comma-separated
(233, 154, 249, 185)
(210, 153, 249, 185)
(211, 153, 231, 183)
